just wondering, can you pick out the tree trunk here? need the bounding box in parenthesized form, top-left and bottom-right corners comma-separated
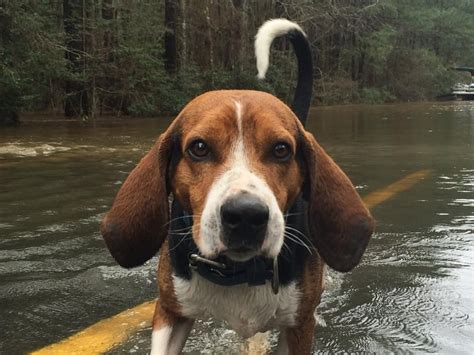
(63, 0, 88, 117)
(164, 0, 179, 74)
(205, 0, 214, 74)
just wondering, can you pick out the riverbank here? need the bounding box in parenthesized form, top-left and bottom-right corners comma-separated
(5, 100, 470, 127)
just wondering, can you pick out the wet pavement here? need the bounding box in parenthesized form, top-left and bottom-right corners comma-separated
(1, 102, 473, 354)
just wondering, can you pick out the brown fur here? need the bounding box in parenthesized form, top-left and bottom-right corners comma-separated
(300, 131, 374, 272)
(156, 241, 182, 318)
(100, 128, 178, 268)
(242, 100, 303, 211)
(285, 254, 325, 353)
(100, 90, 375, 353)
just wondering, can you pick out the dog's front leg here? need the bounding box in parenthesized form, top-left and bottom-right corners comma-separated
(150, 300, 194, 355)
(276, 315, 316, 355)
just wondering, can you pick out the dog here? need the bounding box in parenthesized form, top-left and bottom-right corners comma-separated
(101, 19, 374, 354)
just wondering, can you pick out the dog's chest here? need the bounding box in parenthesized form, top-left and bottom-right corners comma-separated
(173, 273, 300, 338)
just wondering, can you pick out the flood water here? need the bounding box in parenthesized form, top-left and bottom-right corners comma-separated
(1, 101, 473, 354)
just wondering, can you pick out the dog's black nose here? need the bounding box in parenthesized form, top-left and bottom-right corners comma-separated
(220, 194, 269, 250)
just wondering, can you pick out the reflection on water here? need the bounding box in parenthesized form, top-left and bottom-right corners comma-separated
(1, 102, 473, 354)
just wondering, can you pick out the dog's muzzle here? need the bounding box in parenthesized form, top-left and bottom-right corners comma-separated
(220, 193, 269, 253)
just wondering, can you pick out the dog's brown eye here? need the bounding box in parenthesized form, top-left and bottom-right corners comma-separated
(273, 142, 292, 161)
(188, 140, 210, 160)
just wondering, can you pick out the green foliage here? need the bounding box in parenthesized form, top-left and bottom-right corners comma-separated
(114, 43, 169, 116)
(2, 0, 474, 119)
(1, 1, 69, 117)
(317, 79, 359, 105)
(388, 48, 457, 101)
(257, 50, 299, 104)
(359, 87, 395, 104)
(362, 26, 397, 76)
(312, 0, 474, 104)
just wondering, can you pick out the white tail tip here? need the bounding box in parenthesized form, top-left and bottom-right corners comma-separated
(255, 19, 306, 79)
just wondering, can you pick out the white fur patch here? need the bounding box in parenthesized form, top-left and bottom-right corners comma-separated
(234, 100, 243, 133)
(150, 320, 194, 355)
(151, 327, 172, 355)
(197, 100, 285, 260)
(255, 19, 306, 79)
(173, 273, 300, 339)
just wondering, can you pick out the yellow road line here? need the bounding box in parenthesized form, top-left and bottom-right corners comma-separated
(30, 301, 155, 355)
(30, 169, 431, 355)
(363, 169, 431, 209)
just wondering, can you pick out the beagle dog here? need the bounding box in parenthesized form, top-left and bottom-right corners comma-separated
(101, 19, 374, 354)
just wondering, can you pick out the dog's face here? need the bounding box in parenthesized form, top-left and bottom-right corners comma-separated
(101, 90, 374, 271)
(171, 91, 304, 261)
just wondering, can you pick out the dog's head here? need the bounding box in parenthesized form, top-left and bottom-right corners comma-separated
(101, 90, 374, 272)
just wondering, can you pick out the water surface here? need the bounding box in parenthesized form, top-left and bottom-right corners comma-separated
(1, 102, 473, 354)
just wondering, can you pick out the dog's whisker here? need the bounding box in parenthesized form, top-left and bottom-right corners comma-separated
(284, 212, 304, 217)
(284, 236, 312, 255)
(170, 223, 200, 235)
(165, 214, 201, 227)
(286, 234, 313, 253)
(285, 226, 316, 249)
(169, 225, 196, 233)
(168, 232, 193, 252)
(284, 230, 310, 245)
(284, 232, 313, 255)
(281, 240, 292, 256)
(285, 225, 307, 237)
(167, 214, 201, 224)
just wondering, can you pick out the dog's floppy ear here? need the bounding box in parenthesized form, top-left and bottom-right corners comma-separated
(100, 123, 179, 268)
(301, 131, 375, 272)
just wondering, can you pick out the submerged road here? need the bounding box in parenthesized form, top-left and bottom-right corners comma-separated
(1, 102, 473, 354)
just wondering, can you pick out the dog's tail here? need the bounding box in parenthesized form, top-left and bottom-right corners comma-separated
(255, 19, 313, 126)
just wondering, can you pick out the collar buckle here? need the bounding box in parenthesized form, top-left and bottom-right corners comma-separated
(189, 253, 227, 270)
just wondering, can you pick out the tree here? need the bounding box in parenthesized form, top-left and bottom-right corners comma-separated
(2, 0, 474, 121)
(63, 0, 88, 117)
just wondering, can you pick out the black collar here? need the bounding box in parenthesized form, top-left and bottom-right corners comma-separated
(167, 197, 311, 292)
(188, 253, 279, 293)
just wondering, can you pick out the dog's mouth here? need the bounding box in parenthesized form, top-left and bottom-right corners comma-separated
(223, 245, 260, 262)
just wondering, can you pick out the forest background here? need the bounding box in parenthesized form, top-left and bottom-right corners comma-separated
(1, 0, 474, 124)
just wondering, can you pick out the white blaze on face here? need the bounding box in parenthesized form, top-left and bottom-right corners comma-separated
(197, 101, 285, 260)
